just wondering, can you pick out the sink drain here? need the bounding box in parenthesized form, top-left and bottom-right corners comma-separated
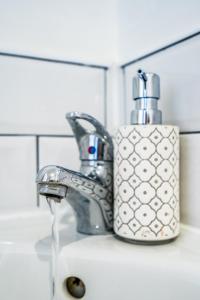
(64, 276, 86, 299)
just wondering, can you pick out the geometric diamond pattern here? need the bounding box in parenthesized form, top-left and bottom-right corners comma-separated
(114, 125, 180, 242)
(135, 182, 156, 203)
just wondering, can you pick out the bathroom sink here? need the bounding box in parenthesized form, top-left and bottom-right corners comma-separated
(2, 210, 199, 300)
(0, 211, 52, 300)
(58, 224, 200, 300)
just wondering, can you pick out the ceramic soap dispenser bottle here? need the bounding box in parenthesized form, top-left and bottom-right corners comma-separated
(114, 70, 180, 244)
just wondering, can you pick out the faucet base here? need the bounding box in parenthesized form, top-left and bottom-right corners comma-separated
(76, 224, 113, 235)
(67, 191, 112, 235)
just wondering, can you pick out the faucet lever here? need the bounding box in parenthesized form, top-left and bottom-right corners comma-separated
(66, 112, 111, 141)
(66, 112, 87, 143)
(66, 112, 113, 161)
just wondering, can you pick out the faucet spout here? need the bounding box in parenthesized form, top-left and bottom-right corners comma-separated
(37, 165, 113, 234)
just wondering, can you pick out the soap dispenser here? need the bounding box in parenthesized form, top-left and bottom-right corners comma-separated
(114, 70, 180, 244)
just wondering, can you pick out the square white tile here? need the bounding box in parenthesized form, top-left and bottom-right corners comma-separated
(180, 134, 200, 228)
(124, 36, 200, 131)
(39, 137, 79, 171)
(0, 137, 37, 214)
(0, 56, 105, 134)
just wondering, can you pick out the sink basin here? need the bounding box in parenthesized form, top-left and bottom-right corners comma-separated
(1, 209, 199, 300)
(58, 224, 200, 300)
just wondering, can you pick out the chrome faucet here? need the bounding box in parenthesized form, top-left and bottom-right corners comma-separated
(36, 112, 113, 235)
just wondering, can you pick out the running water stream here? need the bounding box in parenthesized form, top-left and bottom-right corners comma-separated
(47, 198, 60, 300)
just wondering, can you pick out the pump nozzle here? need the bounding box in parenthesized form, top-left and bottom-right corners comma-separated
(137, 69, 148, 82)
(131, 70, 162, 125)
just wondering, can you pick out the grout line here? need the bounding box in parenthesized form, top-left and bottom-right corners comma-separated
(35, 136, 40, 173)
(103, 70, 108, 128)
(180, 131, 200, 135)
(0, 133, 74, 138)
(0, 51, 109, 70)
(122, 68, 127, 124)
(35, 136, 40, 207)
(1, 131, 200, 137)
(121, 31, 200, 69)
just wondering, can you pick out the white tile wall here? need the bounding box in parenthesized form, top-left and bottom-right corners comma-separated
(180, 134, 200, 228)
(39, 137, 79, 171)
(0, 0, 117, 65)
(0, 56, 105, 134)
(124, 36, 200, 132)
(0, 137, 37, 213)
(117, 0, 200, 64)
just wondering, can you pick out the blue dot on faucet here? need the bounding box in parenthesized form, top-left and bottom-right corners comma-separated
(88, 146, 96, 154)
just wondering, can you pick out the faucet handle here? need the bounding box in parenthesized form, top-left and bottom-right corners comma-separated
(66, 112, 87, 142)
(66, 112, 113, 161)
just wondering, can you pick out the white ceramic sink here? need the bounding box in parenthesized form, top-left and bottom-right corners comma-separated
(58, 224, 200, 300)
(0, 211, 52, 300)
(0, 209, 199, 300)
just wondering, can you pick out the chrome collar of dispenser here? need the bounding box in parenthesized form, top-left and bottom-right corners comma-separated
(131, 69, 162, 125)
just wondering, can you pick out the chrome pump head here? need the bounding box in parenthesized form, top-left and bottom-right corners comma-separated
(131, 69, 162, 125)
